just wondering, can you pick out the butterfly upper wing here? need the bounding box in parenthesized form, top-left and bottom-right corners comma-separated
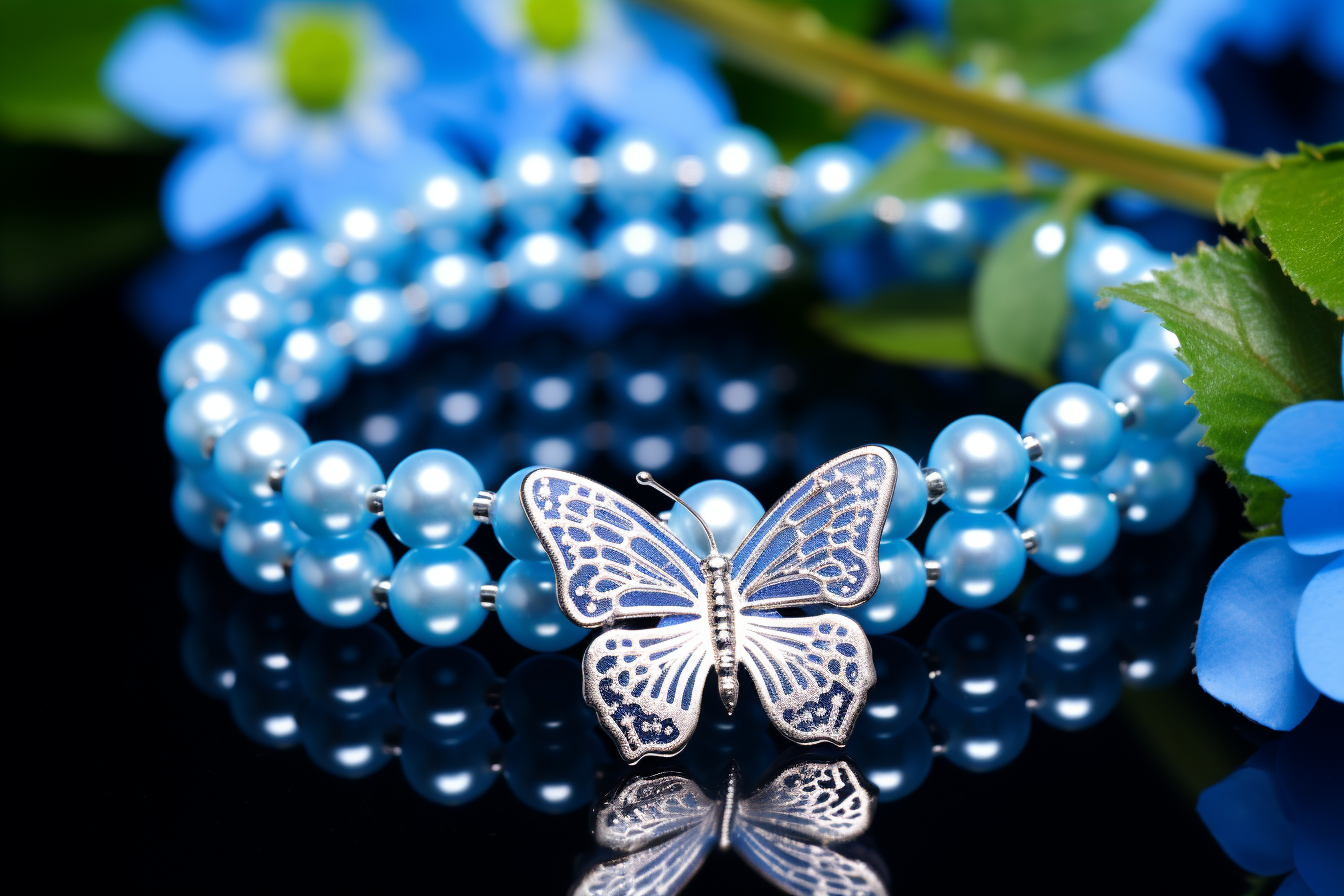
(592, 772, 719, 852)
(730, 447, 897, 612)
(522, 469, 707, 627)
(585, 619, 716, 762)
(735, 613, 876, 746)
(574, 807, 720, 896)
(735, 760, 876, 845)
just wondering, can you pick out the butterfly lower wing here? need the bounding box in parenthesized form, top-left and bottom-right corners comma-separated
(584, 619, 716, 762)
(592, 772, 719, 852)
(730, 447, 896, 612)
(736, 613, 876, 746)
(577, 805, 720, 896)
(730, 821, 888, 896)
(735, 760, 876, 845)
(522, 469, 707, 627)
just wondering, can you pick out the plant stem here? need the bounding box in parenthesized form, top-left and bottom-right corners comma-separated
(640, 0, 1256, 214)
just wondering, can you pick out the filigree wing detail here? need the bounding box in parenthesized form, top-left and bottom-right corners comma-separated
(730, 447, 896, 612)
(736, 760, 876, 844)
(735, 614, 876, 746)
(592, 772, 719, 852)
(729, 824, 888, 896)
(522, 469, 707, 627)
(584, 619, 716, 762)
(574, 807, 719, 896)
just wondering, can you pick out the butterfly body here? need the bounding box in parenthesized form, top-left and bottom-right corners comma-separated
(522, 446, 898, 762)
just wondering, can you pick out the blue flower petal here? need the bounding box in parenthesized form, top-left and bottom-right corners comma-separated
(1246, 401, 1344, 556)
(1275, 872, 1317, 896)
(578, 61, 728, 151)
(1195, 537, 1330, 730)
(1196, 741, 1296, 876)
(163, 142, 276, 249)
(100, 10, 225, 136)
(1297, 555, 1344, 702)
(1276, 701, 1344, 896)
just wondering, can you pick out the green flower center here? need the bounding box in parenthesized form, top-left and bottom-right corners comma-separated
(522, 0, 584, 53)
(280, 13, 359, 112)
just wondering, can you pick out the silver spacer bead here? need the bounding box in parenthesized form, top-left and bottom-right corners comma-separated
(658, 509, 672, 523)
(366, 485, 387, 516)
(873, 195, 905, 224)
(371, 578, 392, 610)
(483, 260, 511, 291)
(482, 179, 505, 210)
(674, 155, 705, 189)
(472, 490, 496, 524)
(763, 164, 795, 199)
(201, 434, 218, 460)
(579, 249, 605, 282)
(672, 237, 697, 268)
(268, 465, 287, 493)
(763, 244, 794, 274)
(1020, 528, 1040, 554)
(1114, 400, 1136, 428)
(480, 582, 499, 612)
(1021, 434, 1043, 462)
(924, 559, 941, 587)
(571, 156, 601, 191)
(922, 467, 947, 504)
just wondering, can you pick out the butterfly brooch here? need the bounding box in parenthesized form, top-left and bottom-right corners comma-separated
(521, 446, 898, 762)
(574, 758, 885, 896)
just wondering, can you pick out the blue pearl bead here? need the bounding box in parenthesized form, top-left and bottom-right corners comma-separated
(384, 449, 482, 548)
(599, 218, 679, 303)
(159, 325, 264, 399)
(929, 415, 1030, 513)
(502, 655, 589, 733)
(1017, 477, 1119, 575)
(928, 693, 1031, 772)
(1021, 383, 1123, 477)
(596, 129, 679, 218)
(691, 218, 778, 302)
(165, 380, 256, 466)
(892, 197, 979, 282)
(861, 636, 931, 735)
(283, 441, 384, 538)
(388, 546, 490, 647)
(297, 624, 399, 718)
(228, 677, 305, 749)
(250, 375, 305, 421)
(396, 647, 498, 742)
(220, 501, 309, 593)
(878, 445, 927, 542)
(195, 274, 286, 348)
(1029, 651, 1122, 731)
(226, 594, 312, 686)
(668, 480, 765, 557)
(843, 539, 925, 633)
(291, 530, 392, 628)
(402, 159, 487, 245)
(925, 511, 1026, 607)
(319, 199, 408, 263)
(1174, 416, 1211, 468)
(1065, 221, 1165, 311)
(495, 139, 579, 231)
(245, 229, 338, 298)
(780, 143, 872, 241)
(172, 467, 236, 549)
(400, 725, 501, 806)
(503, 230, 585, 313)
(504, 730, 605, 813)
(496, 560, 587, 651)
(300, 703, 398, 778)
(1018, 575, 1121, 670)
(341, 287, 415, 370)
(693, 125, 779, 220)
(181, 617, 237, 699)
(1097, 435, 1196, 533)
(847, 723, 933, 802)
(273, 326, 352, 409)
(414, 252, 497, 336)
(1100, 347, 1195, 437)
(212, 410, 311, 504)
(1131, 316, 1181, 354)
(927, 609, 1027, 710)
(492, 467, 548, 561)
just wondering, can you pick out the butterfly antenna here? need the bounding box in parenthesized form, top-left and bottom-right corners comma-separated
(636, 471, 719, 555)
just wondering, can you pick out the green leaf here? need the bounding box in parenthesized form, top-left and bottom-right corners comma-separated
(1217, 143, 1344, 315)
(1101, 240, 1344, 532)
(857, 129, 1018, 203)
(949, 0, 1155, 85)
(0, 0, 162, 147)
(758, 0, 886, 35)
(812, 286, 980, 369)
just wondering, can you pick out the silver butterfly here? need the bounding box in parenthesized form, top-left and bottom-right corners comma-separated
(521, 446, 897, 762)
(574, 759, 887, 896)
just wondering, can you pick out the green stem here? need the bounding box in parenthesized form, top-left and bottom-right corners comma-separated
(640, 0, 1255, 214)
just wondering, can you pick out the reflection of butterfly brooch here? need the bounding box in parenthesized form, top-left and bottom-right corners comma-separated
(521, 447, 897, 762)
(574, 758, 886, 896)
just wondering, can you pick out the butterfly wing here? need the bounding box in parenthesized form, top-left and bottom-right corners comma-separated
(522, 469, 707, 627)
(735, 760, 876, 845)
(575, 809, 720, 896)
(730, 447, 896, 612)
(735, 613, 875, 746)
(729, 824, 888, 896)
(591, 772, 719, 852)
(584, 619, 716, 762)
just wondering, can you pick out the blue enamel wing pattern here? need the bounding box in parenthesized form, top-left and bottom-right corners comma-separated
(521, 446, 897, 762)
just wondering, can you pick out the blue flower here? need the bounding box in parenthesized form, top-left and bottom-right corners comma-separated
(101, 1, 496, 248)
(457, 0, 734, 149)
(1195, 336, 1344, 730)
